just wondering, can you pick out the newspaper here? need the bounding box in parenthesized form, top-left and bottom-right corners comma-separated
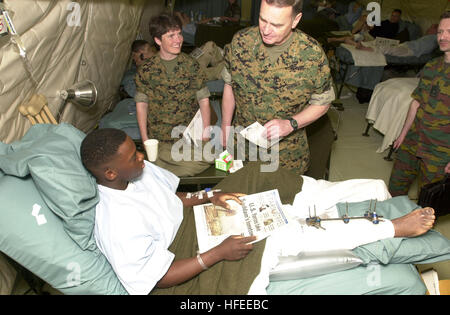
(375, 36, 400, 50)
(239, 121, 281, 149)
(193, 189, 289, 253)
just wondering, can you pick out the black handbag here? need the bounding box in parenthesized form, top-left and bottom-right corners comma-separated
(418, 174, 450, 217)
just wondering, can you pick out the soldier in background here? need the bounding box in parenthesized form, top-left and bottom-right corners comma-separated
(135, 14, 213, 176)
(223, 0, 241, 24)
(221, 0, 335, 175)
(131, 40, 158, 67)
(191, 41, 227, 81)
(388, 11, 450, 197)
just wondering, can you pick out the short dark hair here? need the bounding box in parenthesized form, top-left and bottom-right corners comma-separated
(131, 39, 149, 53)
(264, 0, 303, 15)
(393, 9, 402, 15)
(80, 128, 127, 173)
(149, 13, 182, 40)
(441, 11, 450, 20)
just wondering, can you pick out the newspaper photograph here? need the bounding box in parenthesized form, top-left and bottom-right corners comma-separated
(193, 189, 289, 253)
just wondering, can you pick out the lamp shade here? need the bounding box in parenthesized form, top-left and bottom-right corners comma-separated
(60, 80, 97, 109)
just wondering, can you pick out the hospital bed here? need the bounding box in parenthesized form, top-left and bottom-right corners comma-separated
(334, 45, 441, 95)
(364, 77, 420, 157)
(1, 123, 449, 295)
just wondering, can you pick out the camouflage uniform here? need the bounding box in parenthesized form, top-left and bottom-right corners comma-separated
(135, 53, 210, 143)
(135, 53, 214, 177)
(389, 56, 450, 196)
(192, 41, 226, 81)
(224, 26, 333, 174)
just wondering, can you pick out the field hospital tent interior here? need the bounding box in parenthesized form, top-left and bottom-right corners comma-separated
(0, 0, 449, 295)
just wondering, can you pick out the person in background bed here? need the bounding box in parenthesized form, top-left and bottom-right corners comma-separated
(335, 1, 363, 31)
(131, 40, 158, 67)
(327, 10, 374, 49)
(369, 9, 402, 40)
(80, 127, 436, 295)
(120, 40, 158, 99)
(329, 22, 439, 56)
(388, 11, 450, 197)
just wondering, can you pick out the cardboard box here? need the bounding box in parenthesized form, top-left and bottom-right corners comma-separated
(215, 150, 233, 172)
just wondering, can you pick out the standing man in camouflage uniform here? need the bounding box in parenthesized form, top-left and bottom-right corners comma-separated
(135, 14, 214, 176)
(221, 0, 335, 175)
(388, 11, 450, 197)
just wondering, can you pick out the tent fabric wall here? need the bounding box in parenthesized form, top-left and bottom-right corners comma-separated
(0, 0, 147, 143)
(138, 0, 166, 44)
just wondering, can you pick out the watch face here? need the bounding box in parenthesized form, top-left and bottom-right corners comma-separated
(290, 118, 298, 130)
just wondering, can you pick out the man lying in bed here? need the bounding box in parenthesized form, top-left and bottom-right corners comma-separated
(80, 128, 436, 295)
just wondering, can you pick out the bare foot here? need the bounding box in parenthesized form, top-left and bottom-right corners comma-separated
(392, 207, 435, 237)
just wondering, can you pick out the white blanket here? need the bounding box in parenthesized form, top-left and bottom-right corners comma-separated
(248, 176, 393, 294)
(366, 77, 420, 153)
(341, 42, 387, 67)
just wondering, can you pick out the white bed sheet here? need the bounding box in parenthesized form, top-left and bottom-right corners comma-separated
(341, 42, 387, 67)
(366, 77, 420, 153)
(248, 176, 392, 294)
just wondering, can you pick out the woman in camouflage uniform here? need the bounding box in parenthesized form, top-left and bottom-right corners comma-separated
(135, 14, 213, 176)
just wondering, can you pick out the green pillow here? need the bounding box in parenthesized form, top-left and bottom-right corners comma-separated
(0, 174, 127, 294)
(336, 196, 450, 265)
(0, 123, 97, 251)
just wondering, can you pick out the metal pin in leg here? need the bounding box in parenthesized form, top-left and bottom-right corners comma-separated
(342, 202, 350, 224)
(364, 199, 373, 220)
(371, 199, 384, 224)
(364, 199, 384, 224)
(306, 205, 325, 230)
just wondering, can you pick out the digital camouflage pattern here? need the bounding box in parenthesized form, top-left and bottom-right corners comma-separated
(135, 53, 208, 143)
(389, 56, 450, 196)
(194, 41, 226, 81)
(224, 26, 333, 174)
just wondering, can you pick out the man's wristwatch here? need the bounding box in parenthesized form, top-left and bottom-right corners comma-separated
(288, 117, 299, 131)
